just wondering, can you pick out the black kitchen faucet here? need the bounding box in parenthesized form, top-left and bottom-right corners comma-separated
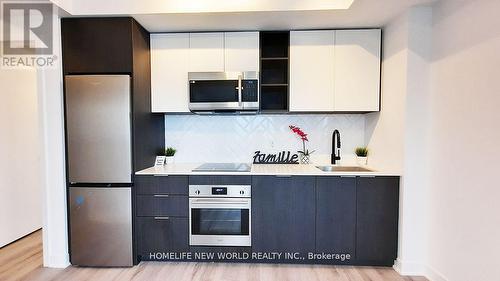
(331, 129, 341, 165)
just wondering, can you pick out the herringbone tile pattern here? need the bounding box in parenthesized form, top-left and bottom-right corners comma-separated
(165, 114, 365, 163)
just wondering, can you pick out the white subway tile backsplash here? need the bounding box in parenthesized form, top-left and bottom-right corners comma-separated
(165, 114, 365, 163)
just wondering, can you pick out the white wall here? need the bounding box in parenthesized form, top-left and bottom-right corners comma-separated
(365, 13, 408, 173)
(374, 1, 500, 280)
(425, 1, 500, 280)
(400, 7, 432, 275)
(38, 12, 70, 268)
(165, 114, 366, 165)
(0, 66, 43, 247)
(366, 6, 432, 275)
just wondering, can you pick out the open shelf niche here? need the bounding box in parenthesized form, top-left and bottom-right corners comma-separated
(260, 31, 289, 112)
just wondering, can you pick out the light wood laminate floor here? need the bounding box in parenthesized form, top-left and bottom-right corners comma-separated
(0, 230, 427, 281)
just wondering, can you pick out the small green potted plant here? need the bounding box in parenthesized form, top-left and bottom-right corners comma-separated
(355, 147, 369, 166)
(165, 147, 177, 165)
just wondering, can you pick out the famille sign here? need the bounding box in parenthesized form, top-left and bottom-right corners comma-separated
(252, 151, 299, 164)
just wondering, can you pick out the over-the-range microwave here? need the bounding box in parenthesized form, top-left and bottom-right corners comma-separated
(188, 72, 259, 114)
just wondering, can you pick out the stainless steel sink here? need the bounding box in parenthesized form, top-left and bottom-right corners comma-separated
(315, 165, 374, 172)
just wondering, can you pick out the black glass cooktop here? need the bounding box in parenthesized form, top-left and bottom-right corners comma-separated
(192, 163, 251, 172)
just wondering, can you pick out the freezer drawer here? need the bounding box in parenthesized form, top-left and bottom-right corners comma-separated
(65, 75, 132, 183)
(69, 187, 133, 267)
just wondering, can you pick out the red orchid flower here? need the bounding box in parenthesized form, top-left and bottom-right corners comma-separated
(289, 125, 315, 157)
(289, 125, 308, 141)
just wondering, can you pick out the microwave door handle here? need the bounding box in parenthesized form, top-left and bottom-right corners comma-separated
(237, 74, 242, 107)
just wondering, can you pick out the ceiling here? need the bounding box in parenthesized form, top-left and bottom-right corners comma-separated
(53, 0, 436, 32)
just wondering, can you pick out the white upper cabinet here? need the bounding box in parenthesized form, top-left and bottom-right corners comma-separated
(188, 32, 224, 72)
(334, 29, 381, 112)
(290, 30, 335, 112)
(289, 29, 381, 112)
(151, 29, 381, 113)
(150, 33, 190, 113)
(224, 32, 259, 72)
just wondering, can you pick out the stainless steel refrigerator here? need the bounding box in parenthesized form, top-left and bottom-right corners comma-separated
(65, 75, 133, 267)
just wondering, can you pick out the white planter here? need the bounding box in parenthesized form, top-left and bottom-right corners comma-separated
(356, 156, 368, 166)
(299, 154, 311, 164)
(165, 156, 175, 165)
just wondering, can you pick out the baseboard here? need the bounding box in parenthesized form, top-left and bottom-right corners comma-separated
(393, 258, 426, 276)
(424, 265, 448, 281)
(44, 254, 70, 268)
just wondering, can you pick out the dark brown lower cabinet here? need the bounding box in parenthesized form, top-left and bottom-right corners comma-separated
(356, 176, 400, 265)
(136, 217, 189, 261)
(136, 195, 188, 217)
(252, 176, 316, 256)
(134, 174, 399, 266)
(315, 177, 356, 262)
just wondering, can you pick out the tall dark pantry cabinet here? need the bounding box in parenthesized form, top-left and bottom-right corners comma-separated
(61, 18, 164, 266)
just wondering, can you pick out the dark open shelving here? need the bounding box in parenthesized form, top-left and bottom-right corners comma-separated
(261, 85, 288, 111)
(260, 31, 289, 112)
(261, 59, 288, 85)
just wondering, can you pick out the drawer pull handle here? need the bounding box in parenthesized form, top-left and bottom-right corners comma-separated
(154, 194, 170, 197)
(154, 216, 170, 220)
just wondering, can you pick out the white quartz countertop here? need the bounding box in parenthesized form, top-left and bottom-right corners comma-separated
(135, 163, 400, 176)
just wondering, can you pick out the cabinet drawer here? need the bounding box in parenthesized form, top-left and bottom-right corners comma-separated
(136, 195, 188, 217)
(135, 175, 188, 195)
(136, 216, 189, 260)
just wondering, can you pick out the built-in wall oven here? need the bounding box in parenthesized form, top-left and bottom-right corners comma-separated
(188, 72, 259, 113)
(189, 185, 251, 247)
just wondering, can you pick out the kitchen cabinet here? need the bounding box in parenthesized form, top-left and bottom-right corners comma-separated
(135, 175, 188, 195)
(134, 174, 400, 266)
(334, 29, 381, 112)
(135, 175, 189, 261)
(224, 32, 259, 72)
(150, 33, 190, 113)
(315, 177, 356, 258)
(252, 176, 315, 254)
(188, 32, 225, 72)
(136, 217, 189, 260)
(356, 176, 399, 265)
(61, 18, 133, 73)
(136, 195, 188, 217)
(290, 30, 335, 112)
(289, 29, 381, 113)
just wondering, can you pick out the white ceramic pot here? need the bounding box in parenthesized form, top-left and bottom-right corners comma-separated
(299, 154, 311, 164)
(356, 156, 368, 166)
(165, 156, 175, 165)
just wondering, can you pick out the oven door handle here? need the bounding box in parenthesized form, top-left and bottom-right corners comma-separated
(191, 200, 249, 205)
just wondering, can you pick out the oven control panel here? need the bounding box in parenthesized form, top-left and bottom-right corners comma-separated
(189, 185, 251, 198)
